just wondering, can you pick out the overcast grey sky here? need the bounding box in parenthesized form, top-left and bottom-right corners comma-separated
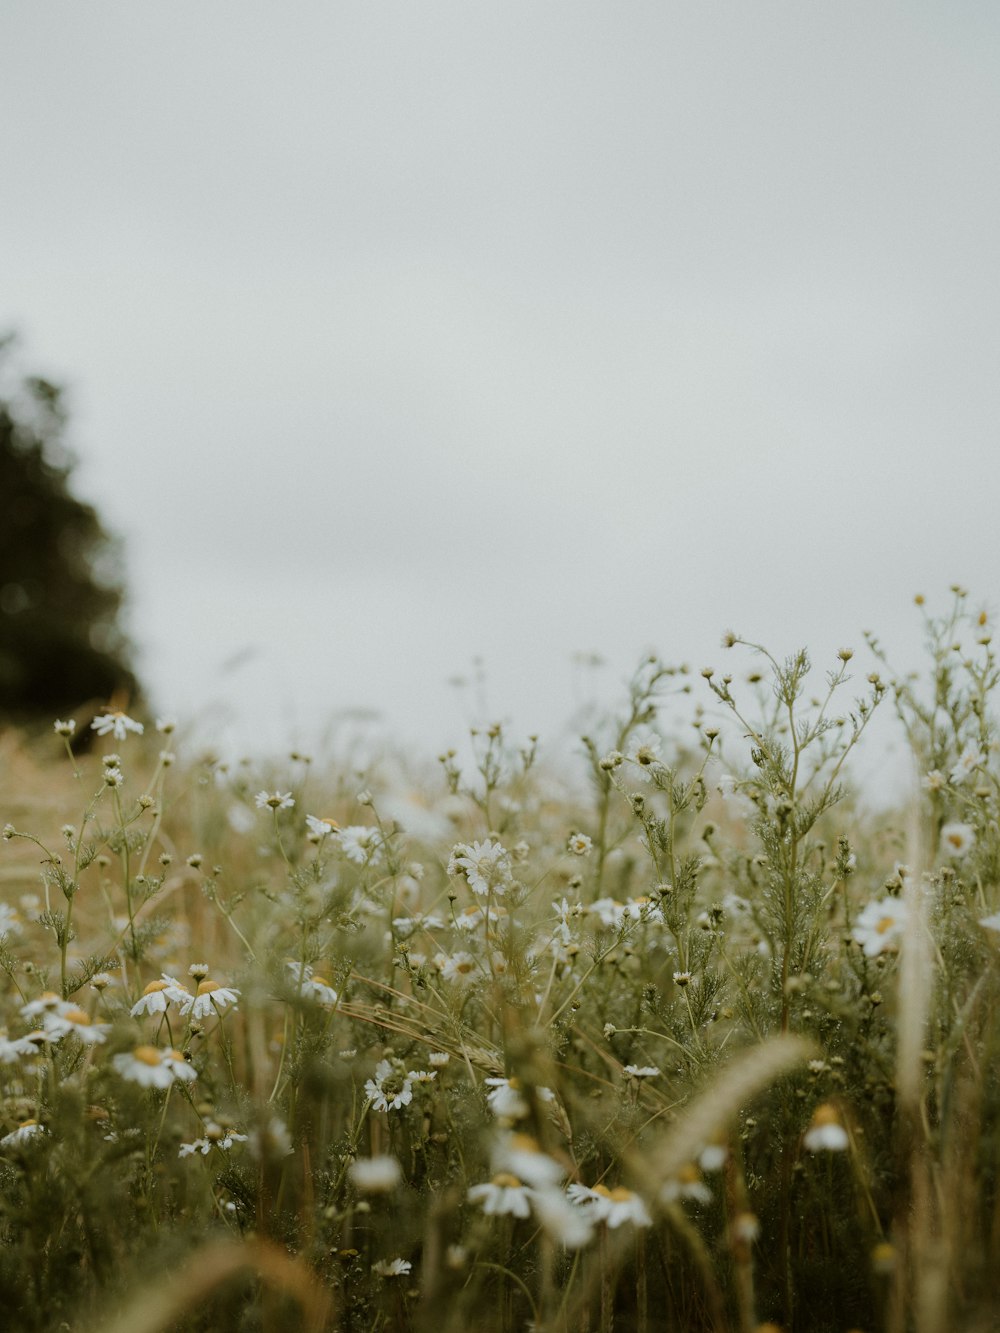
(2, 4, 999, 767)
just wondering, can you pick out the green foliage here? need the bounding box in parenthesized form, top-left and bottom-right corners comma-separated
(0, 334, 139, 723)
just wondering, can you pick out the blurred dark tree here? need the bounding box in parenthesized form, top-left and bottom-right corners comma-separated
(0, 334, 140, 724)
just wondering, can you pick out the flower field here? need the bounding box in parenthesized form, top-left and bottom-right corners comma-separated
(1, 591, 998, 1333)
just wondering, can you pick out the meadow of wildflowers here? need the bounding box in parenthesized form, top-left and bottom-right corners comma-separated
(1, 590, 999, 1332)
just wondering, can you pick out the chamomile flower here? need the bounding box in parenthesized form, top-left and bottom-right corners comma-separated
(852, 898, 908, 957)
(621, 728, 665, 783)
(1, 1119, 45, 1148)
(348, 1155, 403, 1193)
(568, 1183, 653, 1229)
(285, 961, 339, 1005)
(43, 1007, 110, 1043)
(623, 1065, 661, 1081)
(179, 980, 241, 1019)
(467, 1173, 534, 1218)
(567, 832, 593, 856)
(484, 1077, 530, 1120)
(492, 1132, 564, 1187)
(447, 839, 512, 896)
(255, 791, 294, 811)
(339, 825, 382, 864)
(437, 951, 478, 984)
(940, 821, 975, 858)
(803, 1103, 849, 1152)
(0, 1032, 38, 1063)
(20, 992, 67, 1022)
(365, 1060, 414, 1112)
(305, 814, 340, 840)
(53, 719, 76, 737)
(178, 1124, 246, 1156)
(950, 743, 985, 785)
(660, 1163, 712, 1205)
(91, 711, 144, 740)
(113, 1045, 195, 1088)
(530, 1186, 595, 1249)
(372, 1258, 412, 1278)
(979, 912, 1000, 932)
(130, 976, 192, 1017)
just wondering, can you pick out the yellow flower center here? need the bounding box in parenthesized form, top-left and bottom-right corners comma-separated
(876, 916, 896, 935)
(609, 1187, 634, 1203)
(509, 1132, 540, 1153)
(63, 1009, 90, 1025)
(491, 1172, 522, 1188)
(143, 980, 169, 994)
(593, 1184, 612, 1198)
(811, 1102, 841, 1128)
(197, 980, 220, 995)
(133, 1046, 162, 1066)
(677, 1163, 701, 1184)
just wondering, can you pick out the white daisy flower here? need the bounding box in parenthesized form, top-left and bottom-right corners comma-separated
(255, 791, 294, 811)
(348, 1155, 403, 1193)
(428, 1051, 450, 1067)
(20, 992, 68, 1022)
(484, 1077, 530, 1120)
(0, 1032, 37, 1063)
(285, 961, 338, 1006)
(697, 1139, 728, 1173)
(372, 1258, 412, 1277)
(43, 1007, 110, 1044)
(921, 769, 947, 792)
(623, 1065, 661, 1080)
(803, 1103, 849, 1152)
(979, 912, 1000, 932)
(1, 1119, 45, 1148)
(940, 821, 975, 858)
(53, 719, 76, 737)
(950, 744, 985, 785)
(305, 814, 340, 840)
(179, 1124, 246, 1155)
(130, 975, 192, 1017)
(338, 824, 382, 863)
(447, 840, 512, 896)
(365, 1060, 414, 1112)
(178, 1137, 212, 1157)
(530, 1186, 595, 1249)
(119, 1046, 196, 1087)
(454, 902, 509, 932)
(567, 832, 593, 856)
(852, 898, 908, 957)
(660, 1164, 712, 1205)
(437, 951, 478, 985)
(492, 1132, 564, 1187)
(91, 711, 144, 740)
(179, 980, 241, 1019)
(587, 898, 627, 929)
(568, 1183, 653, 1229)
(467, 1173, 534, 1218)
(621, 728, 665, 784)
